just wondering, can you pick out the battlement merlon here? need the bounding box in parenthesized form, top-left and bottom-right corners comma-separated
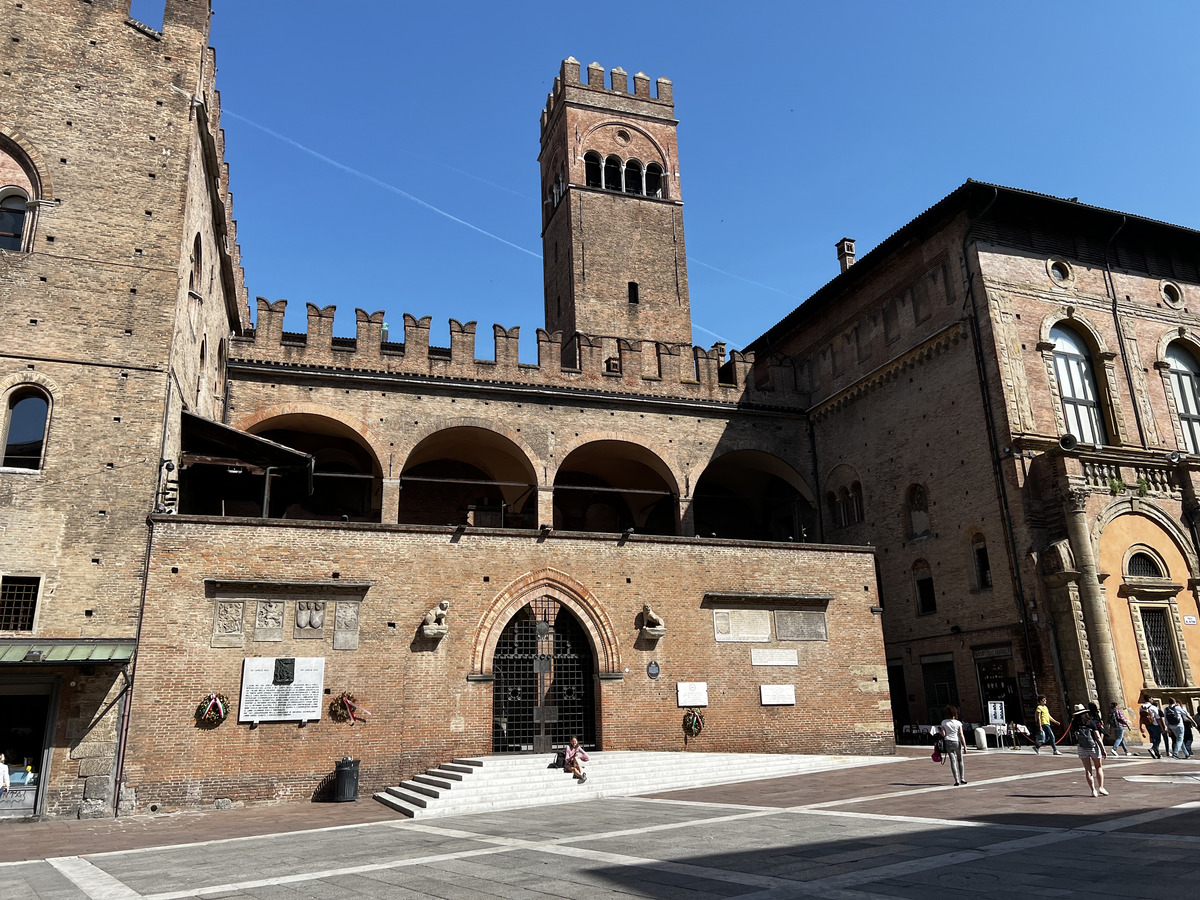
(233, 300, 806, 406)
(541, 58, 674, 136)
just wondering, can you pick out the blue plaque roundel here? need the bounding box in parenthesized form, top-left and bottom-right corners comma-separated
(647, 661, 660, 679)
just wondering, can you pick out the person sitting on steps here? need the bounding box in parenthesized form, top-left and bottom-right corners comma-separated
(564, 735, 589, 784)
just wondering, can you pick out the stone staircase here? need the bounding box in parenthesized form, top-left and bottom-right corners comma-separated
(374, 751, 898, 819)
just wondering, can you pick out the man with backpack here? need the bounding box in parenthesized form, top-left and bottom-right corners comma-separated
(1163, 698, 1194, 759)
(1140, 698, 1164, 759)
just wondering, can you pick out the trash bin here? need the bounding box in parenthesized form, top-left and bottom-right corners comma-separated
(334, 757, 359, 802)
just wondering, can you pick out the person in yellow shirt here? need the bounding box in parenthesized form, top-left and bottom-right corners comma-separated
(1034, 696, 1062, 754)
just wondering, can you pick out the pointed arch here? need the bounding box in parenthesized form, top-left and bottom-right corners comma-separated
(473, 567, 621, 676)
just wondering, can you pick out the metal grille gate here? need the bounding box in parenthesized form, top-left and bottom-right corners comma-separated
(1142, 607, 1181, 687)
(492, 597, 594, 753)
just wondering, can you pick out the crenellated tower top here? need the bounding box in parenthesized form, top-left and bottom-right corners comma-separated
(538, 58, 691, 365)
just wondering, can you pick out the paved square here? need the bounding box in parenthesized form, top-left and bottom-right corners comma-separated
(4, 748, 1200, 899)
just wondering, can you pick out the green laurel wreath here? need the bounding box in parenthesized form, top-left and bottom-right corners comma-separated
(195, 692, 231, 725)
(683, 707, 705, 738)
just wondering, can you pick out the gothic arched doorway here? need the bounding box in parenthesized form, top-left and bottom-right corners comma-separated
(492, 597, 596, 753)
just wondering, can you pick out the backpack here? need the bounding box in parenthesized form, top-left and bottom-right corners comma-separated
(1165, 705, 1182, 727)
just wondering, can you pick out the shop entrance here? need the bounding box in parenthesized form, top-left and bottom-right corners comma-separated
(491, 597, 596, 753)
(0, 683, 55, 818)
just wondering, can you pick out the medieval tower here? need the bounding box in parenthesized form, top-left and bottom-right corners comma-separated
(538, 59, 691, 363)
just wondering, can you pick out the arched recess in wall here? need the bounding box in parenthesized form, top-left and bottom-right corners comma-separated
(399, 426, 537, 529)
(0, 132, 47, 253)
(553, 440, 679, 535)
(823, 463, 864, 531)
(693, 449, 816, 541)
(473, 567, 621, 677)
(1095, 503, 1200, 705)
(245, 413, 383, 522)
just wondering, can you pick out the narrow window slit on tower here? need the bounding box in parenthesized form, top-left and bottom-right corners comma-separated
(627, 282, 639, 304)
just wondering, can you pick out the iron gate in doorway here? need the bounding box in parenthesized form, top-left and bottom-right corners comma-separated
(492, 596, 595, 752)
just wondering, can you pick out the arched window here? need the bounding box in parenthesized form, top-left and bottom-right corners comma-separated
(913, 560, 936, 615)
(603, 155, 622, 192)
(972, 534, 992, 589)
(624, 159, 644, 195)
(584, 152, 602, 188)
(836, 486, 851, 528)
(0, 191, 28, 252)
(196, 338, 207, 409)
(850, 482, 864, 524)
(645, 163, 663, 198)
(190, 233, 203, 294)
(826, 492, 838, 525)
(1166, 342, 1200, 455)
(3, 387, 50, 469)
(1127, 551, 1163, 579)
(1051, 324, 1107, 445)
(907, 485, 930, 538)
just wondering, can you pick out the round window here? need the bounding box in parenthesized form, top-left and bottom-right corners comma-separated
(1161, 280, 1185, 309)
(1047, 258, 1073, 286)
(615, 129, 631, 145)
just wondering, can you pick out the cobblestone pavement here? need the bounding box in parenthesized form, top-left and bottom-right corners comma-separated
(4, 747, 1200, 898)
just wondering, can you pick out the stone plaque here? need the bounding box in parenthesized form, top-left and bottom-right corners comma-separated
(751, 648, 799, 667)
(238, 656, 324, 722)
(333, 601, 361, 650)
(254, 600, 284, 642)
(713, 609, 771, 643)
(293, 601, 326, 640)
(775, 609, 827, 642)
(210, 600, 245, 648)
(676, 682, 709, 707)
(760, 684, 796, 706)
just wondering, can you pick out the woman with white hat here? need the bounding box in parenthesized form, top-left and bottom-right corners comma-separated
(1072, 703, 1107, 797)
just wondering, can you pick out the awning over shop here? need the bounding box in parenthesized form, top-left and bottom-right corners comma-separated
(180, 411, 314, 480)
(0, 639, 136, 665)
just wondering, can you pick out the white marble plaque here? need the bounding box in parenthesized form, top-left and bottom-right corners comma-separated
(760, 684, 796, 706)
(238, 657, 325, 722)
(775, 609, 827, 641)
(676, 682, 709, 707)
(751, 649, 798, 667)
(713, 609, 772, 643)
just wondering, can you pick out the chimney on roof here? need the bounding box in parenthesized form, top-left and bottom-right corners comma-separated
(836, 237, 856, 273)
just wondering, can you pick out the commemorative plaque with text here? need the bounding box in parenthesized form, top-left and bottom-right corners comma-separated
(238, 656, 325, 722)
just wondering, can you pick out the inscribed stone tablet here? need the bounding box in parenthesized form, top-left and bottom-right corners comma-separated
(760, 684, 796, 705)
(713, 609, 771, 642)
(751, 649, 799, 667)
(239, 656, 325, 722)
(211, 600, 245, 648)
(676, 682, 709, 707)
(775, 609, 827, 641)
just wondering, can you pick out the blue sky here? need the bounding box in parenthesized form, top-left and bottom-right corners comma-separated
(147, 2, 1200, 357)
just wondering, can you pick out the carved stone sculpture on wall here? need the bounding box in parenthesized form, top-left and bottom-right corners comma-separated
(333, 600, 361, 651)
(294, 601, 326, 639)
(211, 600, 245, 648)
(421, 600, 449, 639)
(640, 602, 666, 639)
(254, 600, 284, 642)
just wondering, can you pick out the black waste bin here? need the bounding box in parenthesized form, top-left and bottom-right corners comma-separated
(334, 757, 359, 802)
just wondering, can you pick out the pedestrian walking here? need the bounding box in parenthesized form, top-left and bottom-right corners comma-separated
(1139, 697, 1164, 759)
(1186, 705, 1198, 758)
(939, 705, 968, 786)
(1108, 702, 1134, 756)
(1072, 704, 1108, 798)
(1033, 696, 1061, 754)
(1162, 697, 1187, 758)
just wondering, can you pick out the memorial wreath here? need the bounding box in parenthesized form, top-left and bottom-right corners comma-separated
(195, 692, 231, 725)
(329, 691, 373, 725)
(682, 707, 705, 738)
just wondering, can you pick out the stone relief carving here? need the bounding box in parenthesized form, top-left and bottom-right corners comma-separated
(294, 601, 326, 639)
(333, 600, 361, 651)
(254, 600, 284, 642)
(210, 600, 245, 648)
(421, 600, 449, 639)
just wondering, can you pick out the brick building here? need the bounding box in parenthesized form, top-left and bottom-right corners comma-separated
(751, 183, 1200, 735)
(0, 3, 890, 819)
(6, 2, 1197, 822)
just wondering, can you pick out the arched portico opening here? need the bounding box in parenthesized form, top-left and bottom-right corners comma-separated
(399, 427, 537, 529)
(553, 440, 678, 535)
(693, 449, 817, 541)
(250, 414, 383, 522)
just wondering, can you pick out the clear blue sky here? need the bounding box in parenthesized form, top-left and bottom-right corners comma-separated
(155, 2, 1200, 357)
